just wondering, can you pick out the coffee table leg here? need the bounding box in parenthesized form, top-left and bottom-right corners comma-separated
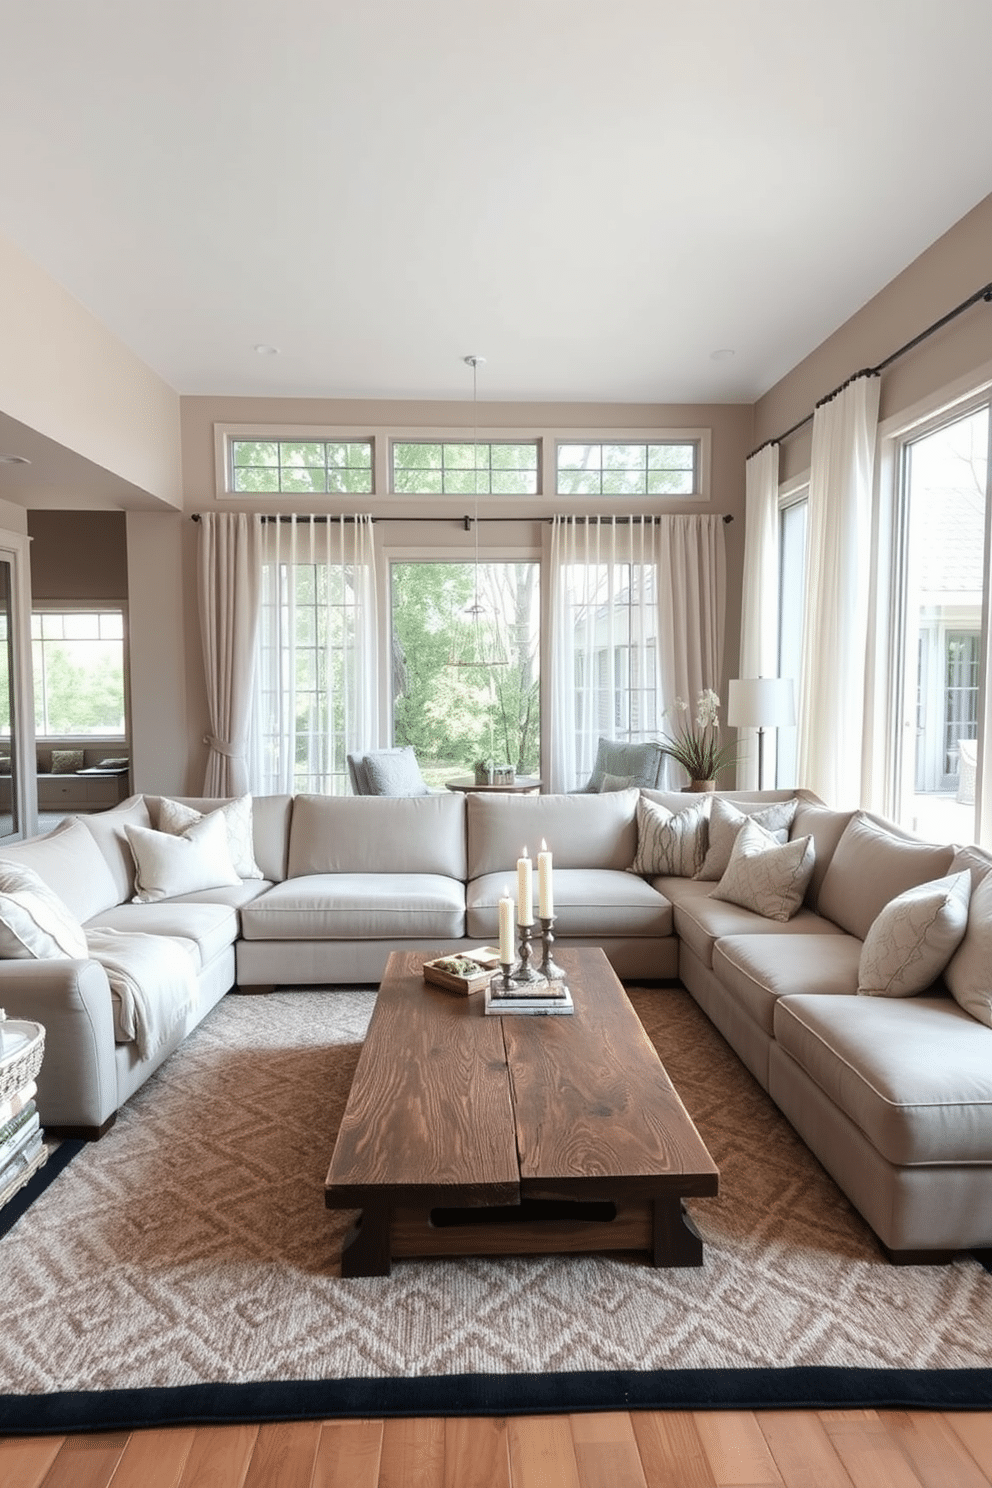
(652, 1197, 704, 1267)
(340, 1202, 393, 1277)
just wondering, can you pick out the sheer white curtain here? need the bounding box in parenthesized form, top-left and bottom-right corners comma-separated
(548, 514, 726, 791)
(248, 515, 379, 796)
(737, 443, 781, 788)
(798, 374, 881, 807)
(196, 511, 263, 797)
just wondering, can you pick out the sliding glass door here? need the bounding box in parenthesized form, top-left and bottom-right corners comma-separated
(893, 402, 990, 843)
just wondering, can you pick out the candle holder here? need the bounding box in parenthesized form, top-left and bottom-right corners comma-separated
(497, 959, 515, 993)
(514, 922, 542, 982)
(538, 916, 566, 982)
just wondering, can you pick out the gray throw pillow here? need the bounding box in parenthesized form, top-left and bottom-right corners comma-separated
(587, 738, 662, 792)
(362, 746, 430, 797)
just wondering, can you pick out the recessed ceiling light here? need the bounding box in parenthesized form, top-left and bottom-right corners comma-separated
(709, 348, 736, 362)
(0, 454, 30, 465)
(253, 344, 279, 356)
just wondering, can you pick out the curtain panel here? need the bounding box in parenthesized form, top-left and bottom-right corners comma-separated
(248, 515, 379, 797)
(196, 512, 264, 797)
(548, 514, 726, 791)
(798, 374, 881, 808)
(738, 443, 781, 789)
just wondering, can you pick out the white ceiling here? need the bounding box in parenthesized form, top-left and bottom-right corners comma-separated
(1, 0, 991, 408)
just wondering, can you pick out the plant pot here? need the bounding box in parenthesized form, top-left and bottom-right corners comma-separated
(683, 779, 716, 792)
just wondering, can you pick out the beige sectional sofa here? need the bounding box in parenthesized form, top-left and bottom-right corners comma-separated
(0, 783, 990, 1264)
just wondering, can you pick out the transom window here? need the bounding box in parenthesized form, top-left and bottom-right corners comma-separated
(391, 441, 539, 495)
(231, 439, 373, 494)
(556, 441, 697, 496)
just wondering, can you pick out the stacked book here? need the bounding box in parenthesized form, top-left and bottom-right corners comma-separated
(0, 1022, 47, 1212)
(484, 977, 574, 1016)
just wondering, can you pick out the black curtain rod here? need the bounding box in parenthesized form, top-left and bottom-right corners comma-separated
(748, 279, 992, 460)
(193, 511, 733, 525)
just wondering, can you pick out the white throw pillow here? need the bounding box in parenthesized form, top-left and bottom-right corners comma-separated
(158, 795, 263, 880)
(858, 870, 972, 998)
(711, 818, 815, 922)
(0, 861, 88, 960)
(630, 795, 710, 878)
(126, 813, 241, 903)
(694, 796, 798, 881)
(944, 870, 992, 1027)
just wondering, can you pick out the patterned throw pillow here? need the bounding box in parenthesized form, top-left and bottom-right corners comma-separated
(858, 871, 971, 998)
(0, 861, 88, 960)
(630, 794, 710, 878)
(51, 749, 85, 774)
(158, 795, 263, 880)
(694, 796, 798, 881)
(711, 818, 815, 922)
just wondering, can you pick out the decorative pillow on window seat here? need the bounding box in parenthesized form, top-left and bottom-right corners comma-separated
(694, 796, 798, 881)
(629, 794, 711, 878)
(158, 794, 263, 879)
(857, 870, 972, 999)
(0, 862, 88, 959)
(125, 812, 241, 903)
(711, 817, 815, 922)
(50, 749, 85, 774)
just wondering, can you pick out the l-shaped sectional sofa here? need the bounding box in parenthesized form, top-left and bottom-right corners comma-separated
(1, 784, 990, 1263)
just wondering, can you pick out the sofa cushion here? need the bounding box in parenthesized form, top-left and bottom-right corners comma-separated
(713, 934, 862, 1036)
(289, 793, 467, 879)
(87, 901, 240, 970)
(816, 812, 955, 940)
(630, 795, 710, 878)
(858, 871, 971, 998)
(773, 993, 992, 1166)
(240, 874, 465, 941)
(659, 876, 844, 969)
(467, 790, 638, 878)
(126, 815, 241, 903)
(711, 819, 815, 922)
(0, 817, 121, 922)
(467, 868, 672, 942)
(158, 795, 263, 879)
(944, 869, 992, 1028)
(78, 798, 154, 904)
(0, 861, 88, 960)
(695, 795, 798, 881)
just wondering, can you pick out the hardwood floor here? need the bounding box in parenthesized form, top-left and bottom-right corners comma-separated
(4, 1410, 992, 1487)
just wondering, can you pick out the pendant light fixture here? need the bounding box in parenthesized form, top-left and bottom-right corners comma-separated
(447, 354, 508, 669)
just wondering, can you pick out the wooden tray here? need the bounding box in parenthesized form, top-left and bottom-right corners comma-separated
(423, 948, 501, 996)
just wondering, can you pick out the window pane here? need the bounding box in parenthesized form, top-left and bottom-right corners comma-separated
(390, 561, 540, 787)
(230, 438, 373, 494)
(391, 440, 538, 496)
(556, 440, 698, 496)
(33, 609, 127, 737)
(777, 500, 807, 787)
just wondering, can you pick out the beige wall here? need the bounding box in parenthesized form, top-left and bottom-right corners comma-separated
(0, 232, 184, 509)
(753, 193, 992, 482)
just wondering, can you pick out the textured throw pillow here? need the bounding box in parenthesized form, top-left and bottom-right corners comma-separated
(158, 794, 263, 880)
(126, 812, 241, 903)
(858, 871, 972, 998)
(944, 870, 992, 1027)
(711, 818, 815, 922)
(586, 737, 663, 792)
(51, 748, 85, 774)
(694, 796, 798, 881)
(95, 756, 129, 771)
(600, 772, 639, 793)
(630, 794, 710, 878)
(0, 862, 88, 960)
(362, 746, 430, 797)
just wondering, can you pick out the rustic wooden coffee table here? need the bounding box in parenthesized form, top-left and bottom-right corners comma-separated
(325, 947, 718, 1276)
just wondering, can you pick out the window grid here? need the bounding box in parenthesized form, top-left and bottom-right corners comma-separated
(31, 609, 127, 738)
(391, 441, 539, 496)
(231, 440, 373, 495)
(556, 441, 697, 497)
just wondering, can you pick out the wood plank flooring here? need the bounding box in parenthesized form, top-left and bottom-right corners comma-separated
(4, 1411, 992, 1488)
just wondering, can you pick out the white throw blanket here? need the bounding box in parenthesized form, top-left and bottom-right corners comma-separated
(85, 928, 200, 1060)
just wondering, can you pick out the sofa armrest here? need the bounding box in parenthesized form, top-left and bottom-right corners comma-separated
(0, 959, 118, 1134)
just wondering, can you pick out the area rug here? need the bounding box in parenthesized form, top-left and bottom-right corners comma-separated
(1, 985, 990, 1434)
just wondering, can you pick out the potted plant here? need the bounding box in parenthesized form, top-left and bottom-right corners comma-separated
(658, 689, 740, 790)
(473, 760, 494, 786)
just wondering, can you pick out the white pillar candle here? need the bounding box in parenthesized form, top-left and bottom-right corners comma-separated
(517, 847, 534, 926)
(538, 839, 554, 918)
(498, 887, 515, 963)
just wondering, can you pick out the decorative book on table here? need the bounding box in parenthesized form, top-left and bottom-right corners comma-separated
(484, 982, 574, 1016)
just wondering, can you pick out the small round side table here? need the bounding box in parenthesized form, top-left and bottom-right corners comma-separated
(444, 776, 543, 795)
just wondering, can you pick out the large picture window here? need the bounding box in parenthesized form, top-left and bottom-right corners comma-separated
(31, 609, 127, 738)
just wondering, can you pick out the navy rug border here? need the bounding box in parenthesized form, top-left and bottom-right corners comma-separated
(3, 1368, 992, 1435)
(0, 1139, 83, 1242)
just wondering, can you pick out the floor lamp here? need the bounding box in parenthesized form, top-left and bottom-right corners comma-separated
(727, 678, 796, 789)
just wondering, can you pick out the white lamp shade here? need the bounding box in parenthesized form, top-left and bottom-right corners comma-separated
(727, 677, 796, 729)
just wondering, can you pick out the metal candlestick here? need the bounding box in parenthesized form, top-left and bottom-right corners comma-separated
(538, 916, 566, 982)
(515, 922, 542, 982)
(498, 960, 515, 992)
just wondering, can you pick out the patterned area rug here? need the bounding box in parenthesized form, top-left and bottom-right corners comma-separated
(1, 984, 990, 1431)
